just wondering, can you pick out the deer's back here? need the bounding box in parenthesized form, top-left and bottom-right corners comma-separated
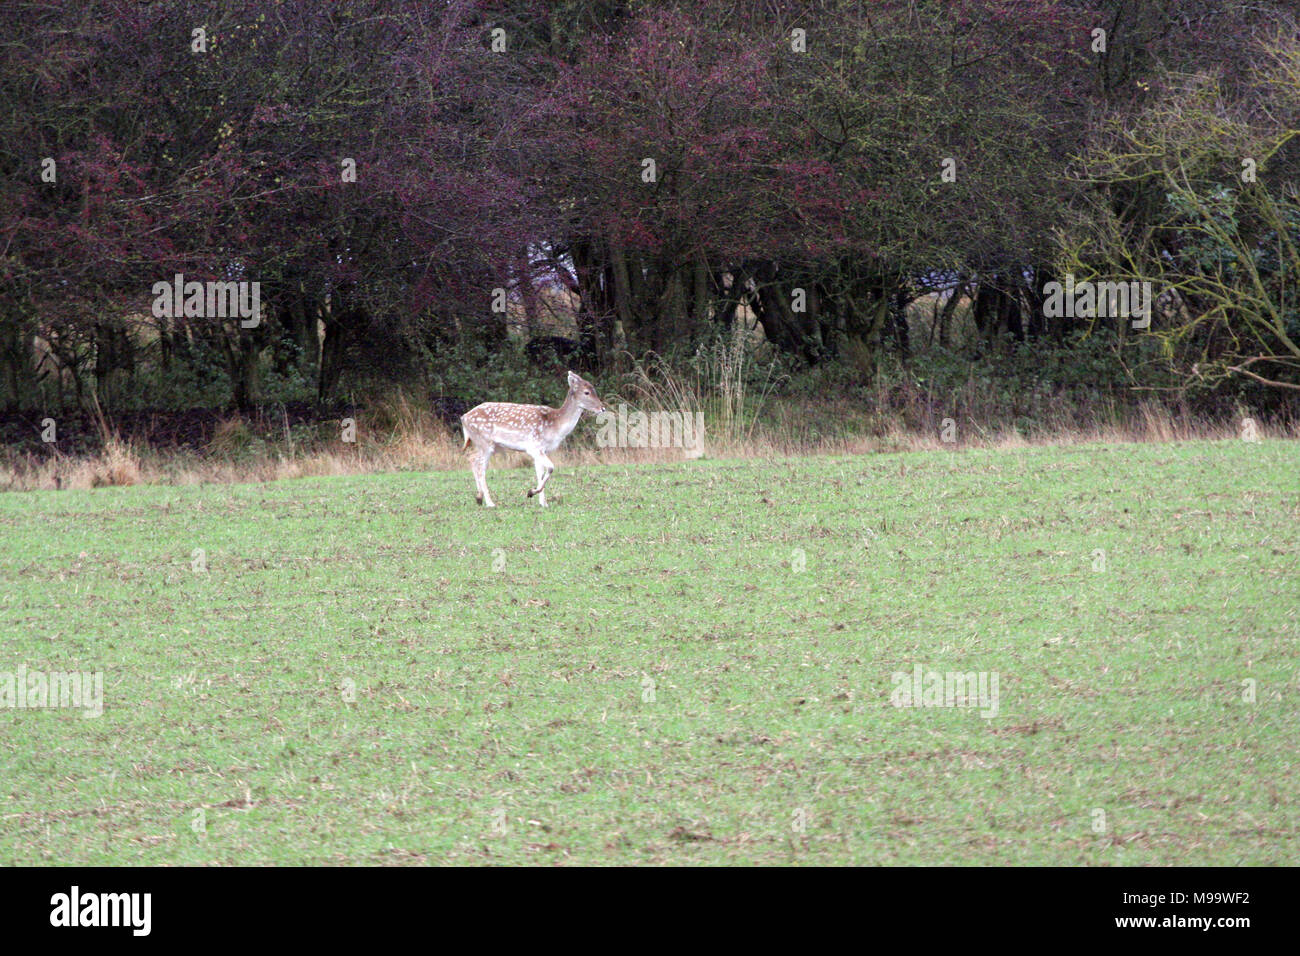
(462, 401, 552, 451)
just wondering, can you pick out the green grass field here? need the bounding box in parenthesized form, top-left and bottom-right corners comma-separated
(1, 439, 1296, 865)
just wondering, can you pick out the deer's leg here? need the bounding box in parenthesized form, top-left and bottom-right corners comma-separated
(525, 452, 546, 506)
(526, 452, 555, 506)
(471, 453, 486, 505)
(465, 434, 485, 504)
(467, 438, 496, 507)
(536, 453, 556, 493)
(478, 446, 497, 507)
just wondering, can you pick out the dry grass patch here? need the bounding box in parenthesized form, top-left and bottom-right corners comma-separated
(1, 399, 1295, 492)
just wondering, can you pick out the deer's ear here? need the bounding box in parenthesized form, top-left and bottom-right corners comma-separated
(567, 370, 580, 389)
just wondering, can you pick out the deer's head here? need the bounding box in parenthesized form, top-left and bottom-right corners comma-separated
(567, 370, 608, 415)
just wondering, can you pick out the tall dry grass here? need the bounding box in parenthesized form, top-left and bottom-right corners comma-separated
(2, 384, 1294, 493)
(623, 334, 786, 455)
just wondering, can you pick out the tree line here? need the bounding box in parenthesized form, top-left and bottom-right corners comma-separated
(1, 0, 1297, 415)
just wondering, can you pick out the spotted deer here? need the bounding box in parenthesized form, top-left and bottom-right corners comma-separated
(459, 370, 608, 507)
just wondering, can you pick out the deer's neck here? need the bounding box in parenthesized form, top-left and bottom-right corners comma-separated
(550, 391, 583, 440)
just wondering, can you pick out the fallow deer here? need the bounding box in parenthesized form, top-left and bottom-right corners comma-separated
(459, 370, 608, 507)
